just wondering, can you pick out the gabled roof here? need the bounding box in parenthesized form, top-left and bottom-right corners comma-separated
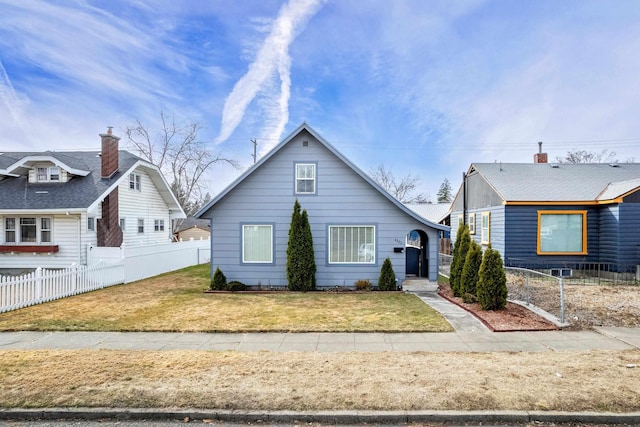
(0, 150, 185, 215)
(196, 122, 449, 231)
(468, 163, 640, 204)
(174, 216, 210, 233)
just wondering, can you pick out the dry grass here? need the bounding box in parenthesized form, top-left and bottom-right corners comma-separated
(1, 349, 639, 412)
(0, 264, 452, 332)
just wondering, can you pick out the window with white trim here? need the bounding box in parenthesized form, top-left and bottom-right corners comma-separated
(468, 212, 476, 234)
(481, 212, 490, 245)
(36, 166, 60, 182)
(87, 217, 95, 232)
(538, 210, 587, 254)
(329, 225, 375, 264)
(242, 224, 273, 263)
(137, 218, 144, 234)
(295, 163, 316, 194)
(129, 173, 141, 191)
(5, 218, 16, 243)
(40, 218, 52, 243)
(154, 219, 165, 231)
(3, 217, 52, 243)
(120, 218, 126, 231)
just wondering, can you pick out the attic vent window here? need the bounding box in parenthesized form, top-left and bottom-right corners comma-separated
(550, 164, 559, 168)
(609, 163, 620, 168)
(302, 140, 309, 147)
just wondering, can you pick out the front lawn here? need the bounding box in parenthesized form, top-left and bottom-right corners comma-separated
(0, 264, 452, 332)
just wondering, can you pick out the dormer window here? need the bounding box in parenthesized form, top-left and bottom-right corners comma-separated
(36, 166, 61, 182)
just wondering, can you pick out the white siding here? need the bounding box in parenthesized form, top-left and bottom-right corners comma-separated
(118, 167, 173, 246)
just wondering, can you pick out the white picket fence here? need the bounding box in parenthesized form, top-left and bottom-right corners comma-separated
(0, 261, 125, 313)
(0, 238, 211, 313)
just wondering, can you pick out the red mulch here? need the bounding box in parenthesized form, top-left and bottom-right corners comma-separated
(438, 284, 559, 332)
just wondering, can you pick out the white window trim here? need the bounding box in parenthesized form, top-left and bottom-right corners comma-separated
(468, 212, 476, 234)
(3, 216, 53, 244)
(137, 218, 145, 234)
(154, 219, 165, 232)
(36, 166, 60, 182)
(295, 163, 316, 195)
(129, 173, 142, 191)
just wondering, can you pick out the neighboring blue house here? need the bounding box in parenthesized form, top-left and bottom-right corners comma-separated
(196, 123, 448, 287)
(450, 160, 640, 274)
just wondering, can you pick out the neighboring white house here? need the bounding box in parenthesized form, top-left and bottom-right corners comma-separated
(0, 128, 186, 270)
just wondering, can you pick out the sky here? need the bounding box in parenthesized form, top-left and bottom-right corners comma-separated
(1, 0, 640, 200)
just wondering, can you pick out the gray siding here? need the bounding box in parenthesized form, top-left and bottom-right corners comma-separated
(202, 129, 441, 286)
(450, 205, 505, 255)
(599, 205, 619, 265)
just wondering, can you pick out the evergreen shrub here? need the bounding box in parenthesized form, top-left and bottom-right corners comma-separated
(210, 267, 227, 290)
(378, 257, 396, 291)
(286, 200, 316, 291)
(450, 225, 471, 297)
(461, 240, 482, 303)
(477, 244, 508, 310)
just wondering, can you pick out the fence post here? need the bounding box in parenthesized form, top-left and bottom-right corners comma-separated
(71, 263, 78, 293)
(35, 267, 43, 301)
(559, 277, 565, 324)
(525, 270, 531, 305)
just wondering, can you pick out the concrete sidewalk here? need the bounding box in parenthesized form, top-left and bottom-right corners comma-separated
(0, 328, 638, 352)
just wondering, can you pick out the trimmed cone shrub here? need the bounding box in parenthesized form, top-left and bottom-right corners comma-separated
(378, 257, 396, 291)
(286, 200, 316, 291)
(210, 267, 227, 290)
(477, 244, 508, 310)
(461, 240, 482, 303)
(450, 225, 471, 297)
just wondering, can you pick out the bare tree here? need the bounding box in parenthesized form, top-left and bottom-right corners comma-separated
(555, 149, 618, 164)
(125, 111, 238, 217)
(369, 164, 430, 203)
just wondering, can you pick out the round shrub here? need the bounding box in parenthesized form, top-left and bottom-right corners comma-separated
(354, 279, 372, 291)
(226, 281, 247, 292)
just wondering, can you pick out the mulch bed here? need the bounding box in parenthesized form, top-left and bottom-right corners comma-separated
(438, 284, 559, 332)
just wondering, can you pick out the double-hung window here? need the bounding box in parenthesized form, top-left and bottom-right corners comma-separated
(154, 219, 165, 231)
(4, 218, 16, 243)
(538, 210, 587, 255)
(242, 224, 273, 263)
(4, 217, 52, 244)
(129, 173, 141, 191)
(137, 219, 145, 234)
(329, 225, 375, 264)
(295, 163, 316, 194)
(468, 213, 476, 234)
(480, 212, 490, 245)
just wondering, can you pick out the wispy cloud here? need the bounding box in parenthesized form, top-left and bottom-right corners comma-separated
(215, 0, 326, 151)
(0, 57, 22, 125)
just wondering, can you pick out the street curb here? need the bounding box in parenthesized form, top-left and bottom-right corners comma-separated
(1, 408, 639, 425)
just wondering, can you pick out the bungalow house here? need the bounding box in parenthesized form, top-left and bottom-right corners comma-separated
(0, 128, 185, 270)
(196, 123, 448, 287)
(450, 149, 640, 274)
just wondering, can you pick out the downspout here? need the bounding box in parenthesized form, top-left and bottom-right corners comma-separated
(462, 171, 467, 227)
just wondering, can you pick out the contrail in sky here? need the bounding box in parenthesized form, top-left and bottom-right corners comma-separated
(215, 0, 325, 150)
(0, 57, 22, 125)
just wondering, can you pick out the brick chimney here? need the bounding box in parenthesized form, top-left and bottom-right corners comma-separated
(100, 127, 120, 178)
(97, 126, 123, 247)
(534, 141, 548, 164)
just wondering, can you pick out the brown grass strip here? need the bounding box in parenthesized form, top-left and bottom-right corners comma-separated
(1, 349, 639, 412)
